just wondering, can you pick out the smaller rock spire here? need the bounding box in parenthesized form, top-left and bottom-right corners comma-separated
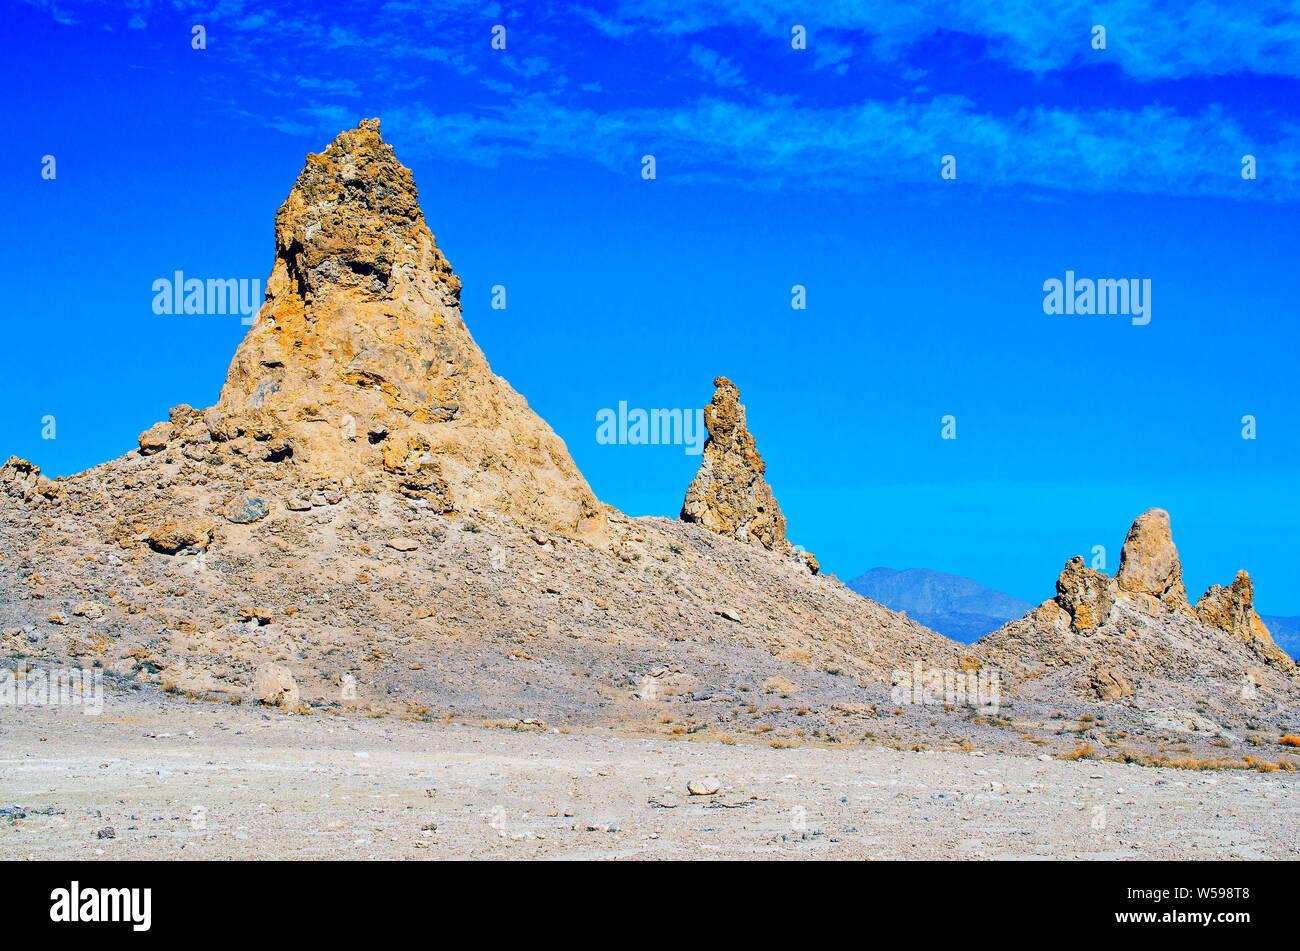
(681, 377, 789, 552)
(1055, 555, 1115, 633)
(1196, 571, 1294, 670)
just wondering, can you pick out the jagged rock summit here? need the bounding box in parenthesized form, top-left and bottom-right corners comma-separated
(681, 377, 791, 554)
(208, 118, 603, 538)
(1195, 570, 1291, 668)
(982, 506, 1296, 724)
(1052, 507, 1287, 665)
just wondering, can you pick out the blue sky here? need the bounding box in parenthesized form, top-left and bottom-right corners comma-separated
(4, 1, 1299, 612)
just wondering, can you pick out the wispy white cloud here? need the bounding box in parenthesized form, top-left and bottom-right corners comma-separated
(688, 43, 746, 87)
(385, 94, 1298, 200)
(24, 0, 1300, 200)
(576, 0, 1300, 81)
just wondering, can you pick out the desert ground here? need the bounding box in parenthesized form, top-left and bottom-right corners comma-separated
(2, 689, 1297, 860)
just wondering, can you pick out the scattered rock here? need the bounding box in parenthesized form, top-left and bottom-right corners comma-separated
(687, 779, 721, 796)
(224, 494, 269, 524)
(137, 422, 173, 456)
(1, 457, 59, 501)
(71, 602, 105, 620)
(386, 538, 418, 552)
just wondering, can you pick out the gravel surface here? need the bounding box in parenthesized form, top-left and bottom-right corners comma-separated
(3, 692, 1297, 860)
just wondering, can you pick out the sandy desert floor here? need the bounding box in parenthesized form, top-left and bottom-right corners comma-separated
(2, 690, 1298, 860)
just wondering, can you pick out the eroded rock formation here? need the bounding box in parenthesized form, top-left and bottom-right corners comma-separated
(681, 377, 789, 553)
(1115, 508, 1191, 613)
(198, 118, 604, 538)
(1055, 555, 1115, 633)
(1197, 571, 1294, 671)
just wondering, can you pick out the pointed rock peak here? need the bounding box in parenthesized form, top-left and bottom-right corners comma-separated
(681, 376, 790, 553)
(274, 117, 457, 304)
(208, 121, 604, 539)
(1115, 507, 1191, 613)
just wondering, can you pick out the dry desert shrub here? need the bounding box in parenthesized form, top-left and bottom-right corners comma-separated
(1060, 743, 1099, 761)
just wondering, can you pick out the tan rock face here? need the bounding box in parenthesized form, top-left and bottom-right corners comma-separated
(1197, 571, 1295, 671)
(1115, 508, 1191, 613)
(211, 119, 603, 539)
(1054, 556, 1115, 632)
(681, 377, 789, 552)
(1196, 570, 1256, 639)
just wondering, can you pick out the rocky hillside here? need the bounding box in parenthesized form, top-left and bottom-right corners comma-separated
(848, 567, 1032, 643)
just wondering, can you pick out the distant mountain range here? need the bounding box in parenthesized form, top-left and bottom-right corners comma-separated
(849, 567, 1300, 655)
(847, 567, 1034, 644)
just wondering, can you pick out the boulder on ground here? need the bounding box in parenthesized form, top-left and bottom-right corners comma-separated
(253, 663, 301, 711)
(1088, 666, 1134, 701)
(145, 517, 215, 554)
(224, 494, 269, 524)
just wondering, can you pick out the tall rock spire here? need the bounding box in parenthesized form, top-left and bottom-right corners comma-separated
(681, 377, 790, 552)
(212, 119, 604, 537)
(1115, 508, 1191, 613)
